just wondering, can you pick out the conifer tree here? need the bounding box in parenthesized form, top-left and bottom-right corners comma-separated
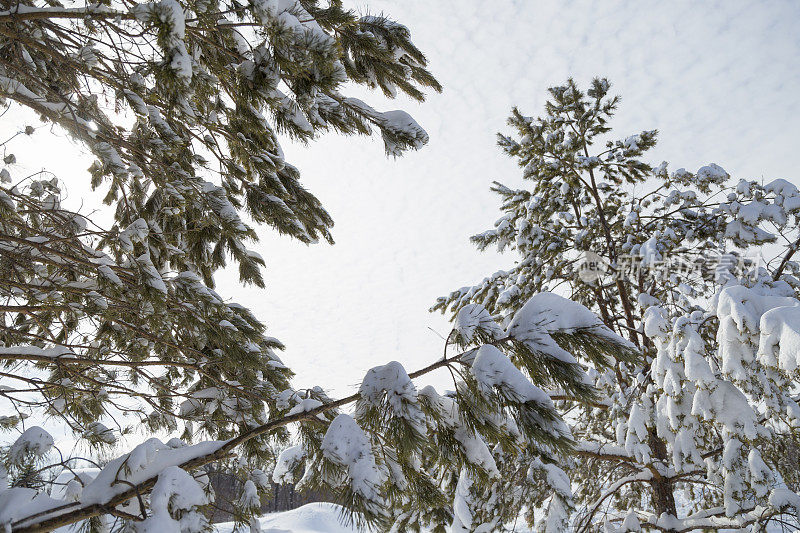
(435, 78, 800, 531)
(0, 0, 447, 530)
(0, 3, 636, 531)
(268, 291, 636, 533)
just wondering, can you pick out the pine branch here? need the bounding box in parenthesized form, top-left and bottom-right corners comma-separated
(0, 6, 133, 22)
(8, 345, 476, 532)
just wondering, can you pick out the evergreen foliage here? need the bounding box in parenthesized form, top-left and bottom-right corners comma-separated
(435, 78, 800, 531)
(5, 3, 795, 528)
(0, 0, 445, 530)
(275, 292, 634, 531)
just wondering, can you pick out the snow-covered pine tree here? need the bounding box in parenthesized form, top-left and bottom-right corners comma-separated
(268, 291, 637, 532)
(434, 78, 800, 531)
(0, 0, 445, 530)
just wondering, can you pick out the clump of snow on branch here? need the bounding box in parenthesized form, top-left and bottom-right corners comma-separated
(272, 445, 306, 484)
(508, 292, 636, 357)
(418, 386, 499, 476)
(136, 466, 209, 532)
(357, 360, 425, 433)
(452, 303, 505, 346)
(8, 427, 53, 464)
(320, 414, 386, 513)
(471, 344, 551, 406)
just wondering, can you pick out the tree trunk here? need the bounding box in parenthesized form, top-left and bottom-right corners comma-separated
(648, 429, 678, 531)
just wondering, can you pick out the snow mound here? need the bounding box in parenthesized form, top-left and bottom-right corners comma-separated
(215, 503, 362, 533)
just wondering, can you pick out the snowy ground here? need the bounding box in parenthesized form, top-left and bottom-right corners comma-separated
(215, 503, 370, 533)
(213, 503, 793, 533)
(213, 503, 540, 533)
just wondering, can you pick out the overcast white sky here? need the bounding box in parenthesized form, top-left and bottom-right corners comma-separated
(5, 0, 800, 403)
(219, 0, 800, 398)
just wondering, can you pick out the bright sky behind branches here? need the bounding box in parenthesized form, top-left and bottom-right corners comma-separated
(223, 0, 800, 398)
(5, 0, 800, 401)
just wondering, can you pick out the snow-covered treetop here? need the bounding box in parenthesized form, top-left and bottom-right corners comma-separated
(433, 78, 800, 531)
(434, 77, 800, 346)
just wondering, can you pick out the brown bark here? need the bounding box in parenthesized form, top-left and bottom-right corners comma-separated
(648, 429, 678, 531)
